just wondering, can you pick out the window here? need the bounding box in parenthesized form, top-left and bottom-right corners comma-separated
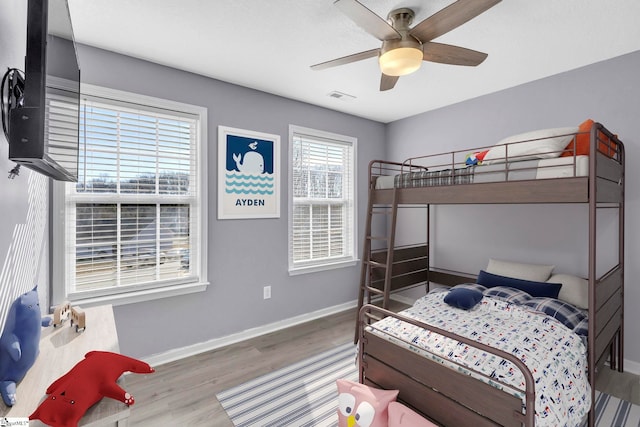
(52, 85, 208, 306)
(288, 125, 357, 274)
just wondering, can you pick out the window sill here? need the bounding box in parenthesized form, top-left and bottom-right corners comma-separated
(288, 259, 358, 276)
(65, 281, 210, 308)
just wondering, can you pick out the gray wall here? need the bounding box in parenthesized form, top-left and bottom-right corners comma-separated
(386, 50, 640, 366)
(0, 0, 50, 333)
(76, 45, 386, 358)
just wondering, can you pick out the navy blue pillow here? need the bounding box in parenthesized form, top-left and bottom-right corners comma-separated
(522, 297, 587, 332)
(444, 287, 484, 310)
(476, 270, 562, 299)
(483, 286, 532, 304)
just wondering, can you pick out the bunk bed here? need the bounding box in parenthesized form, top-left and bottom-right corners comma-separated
(355, 121, 625, 427)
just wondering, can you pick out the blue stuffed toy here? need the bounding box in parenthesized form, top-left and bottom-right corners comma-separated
(0, 286, 50, 406)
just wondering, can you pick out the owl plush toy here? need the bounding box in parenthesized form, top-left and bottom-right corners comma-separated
(30, 351, 154, 427)
(388, 401, 439, 427)
(336, 379, 398, 427)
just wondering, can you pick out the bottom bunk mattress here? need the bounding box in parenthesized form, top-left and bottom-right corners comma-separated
(364, 285, 591, 426)
(374, 155, 589, 189)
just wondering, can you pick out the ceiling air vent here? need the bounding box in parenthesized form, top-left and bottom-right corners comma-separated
(327, 91, 356, 101)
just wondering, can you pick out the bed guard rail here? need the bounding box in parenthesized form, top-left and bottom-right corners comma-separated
(358, 304, 536, 427)
(368, 124, 624, 190)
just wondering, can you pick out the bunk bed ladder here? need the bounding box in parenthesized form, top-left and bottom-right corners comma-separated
(354, 187, 399, 343)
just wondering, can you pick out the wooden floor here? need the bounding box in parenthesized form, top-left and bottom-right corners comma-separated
(125, 302, 639, 425)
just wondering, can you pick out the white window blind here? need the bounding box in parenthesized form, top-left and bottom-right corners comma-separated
(53, 88, 207, 305)
(289, 126, 356, 273)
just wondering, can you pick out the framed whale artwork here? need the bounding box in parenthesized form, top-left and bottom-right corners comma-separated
(218, 126, 280, 219)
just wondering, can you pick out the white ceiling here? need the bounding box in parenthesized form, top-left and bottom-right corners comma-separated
(67, 0, 640, 123)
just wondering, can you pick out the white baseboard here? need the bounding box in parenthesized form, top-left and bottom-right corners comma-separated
(143, 296, 640, 378)
(143, 300, 357, 367)
(623, 358, 640, 376)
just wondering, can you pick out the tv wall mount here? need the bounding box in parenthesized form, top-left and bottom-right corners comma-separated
(1, 67, 26, 179)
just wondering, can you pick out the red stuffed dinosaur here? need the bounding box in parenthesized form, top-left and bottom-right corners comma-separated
(30, 351, 154, 427)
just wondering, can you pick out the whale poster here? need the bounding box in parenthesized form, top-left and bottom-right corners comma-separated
(218, 126, 280, 219)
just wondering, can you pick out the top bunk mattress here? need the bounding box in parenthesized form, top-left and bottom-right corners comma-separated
(375, 155, 590, 190)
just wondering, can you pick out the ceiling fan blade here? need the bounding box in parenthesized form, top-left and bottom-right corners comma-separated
(311, 48, 379, 71)
(423, 42, 488, 66)
(409, 0, 501, 42)
(335, 0, 401, 41)
(380, 74, 399, 91)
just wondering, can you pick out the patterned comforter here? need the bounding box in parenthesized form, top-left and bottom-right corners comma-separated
(367, 286, 591, 426)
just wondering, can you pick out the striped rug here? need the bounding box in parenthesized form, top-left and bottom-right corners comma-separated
(590, 391, 640, 427)
(217, 343, 640, 426)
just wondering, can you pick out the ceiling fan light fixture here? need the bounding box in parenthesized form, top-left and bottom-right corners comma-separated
(379, 46, 422, 77)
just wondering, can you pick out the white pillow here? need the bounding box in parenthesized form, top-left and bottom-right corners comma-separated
(548, 274, 588, 309)
(486, 258, 555, 282)
(483, 126, 579, 164)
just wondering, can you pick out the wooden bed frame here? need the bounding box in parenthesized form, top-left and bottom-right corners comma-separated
(355, 123, 625, 427)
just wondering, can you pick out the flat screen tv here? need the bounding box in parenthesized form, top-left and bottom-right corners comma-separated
(8, 0, 80, 182)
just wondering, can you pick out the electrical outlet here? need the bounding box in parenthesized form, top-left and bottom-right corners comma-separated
(263, 285, 271, 299)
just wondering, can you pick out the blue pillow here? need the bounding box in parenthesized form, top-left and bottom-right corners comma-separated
(476, 270, 562, 299)
(483, 286, 532, 305)
(522, 297, 587, 332)
(444, 287, 484, 310)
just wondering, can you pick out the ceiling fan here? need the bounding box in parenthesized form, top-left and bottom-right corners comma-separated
(311, 0, 501, 91)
